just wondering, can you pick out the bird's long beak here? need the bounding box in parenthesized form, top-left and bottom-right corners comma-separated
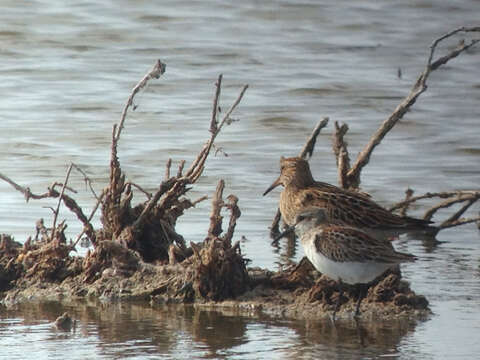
(263, 176, 281, 196)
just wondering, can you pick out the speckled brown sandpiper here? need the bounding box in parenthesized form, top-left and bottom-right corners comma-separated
(292, 208, 416, 317)
(264, 156, 432, 240)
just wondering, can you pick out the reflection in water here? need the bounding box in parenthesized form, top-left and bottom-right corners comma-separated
(190, 308, 248, 355)
(0, 300, 420, 359)
(299, 317, 417, 357)
(272, 230, 298, 270)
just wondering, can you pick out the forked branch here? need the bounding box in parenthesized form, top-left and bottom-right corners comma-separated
(345, 26, 480, 189)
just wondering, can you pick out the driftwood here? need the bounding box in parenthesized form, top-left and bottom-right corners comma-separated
(98, 66, 248, 266)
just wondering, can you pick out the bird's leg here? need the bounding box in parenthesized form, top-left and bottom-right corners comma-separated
(354, 284, 368, 317)
(332, 280, 344, 320)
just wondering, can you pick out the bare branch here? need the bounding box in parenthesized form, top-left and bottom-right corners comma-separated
(71, 189, 106, 249)
(346, 26, 480, 189)
(177, 160, 186, 178)
(437, 216, 480, 231)
(223, 194, 241, 247)
(165, 158, 172, 180)
(423, 193, 480, 221)
(0, 173, 72, 202)
(132, 177, 177, 231)
(51, 164, 74, 242)
(332, 121, 351, 188)
(115, 59, 166, 142)
(192, 195, 208, 206)
(208, 179, 225, 239)
(210, 74, 222, 134)
(440, 198, 476, 227)
(185, 76, 248, 181)
(71, 163, 98, 200)
(299, 117, 329, 160)
(390, 190, 480, 212)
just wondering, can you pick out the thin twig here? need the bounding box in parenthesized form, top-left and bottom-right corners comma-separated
(0, 173, 73, 202)
(390, 190, 480, 212)
(438, 216, 480, 231)
(192, 195, 208, 206)
(185, 77, 248, 181)
(71, 189, 106, 249)
(71, 163, 99, 200)
(423, 193, 480, 221)
(440, 198, 476, 227)
(51, 164, 74, 241)
(115, 59, 166, 142)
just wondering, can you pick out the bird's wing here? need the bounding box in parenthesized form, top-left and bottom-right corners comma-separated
(297, 186, 427, 229)
(314, 226, 416, 263)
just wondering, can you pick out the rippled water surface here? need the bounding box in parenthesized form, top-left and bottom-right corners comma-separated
(1, 0, 479, 359)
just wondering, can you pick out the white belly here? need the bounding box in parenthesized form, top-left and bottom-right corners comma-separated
(303, 244, 393, 285)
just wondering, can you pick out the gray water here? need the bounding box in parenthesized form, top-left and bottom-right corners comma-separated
(0, 0, 479, 358)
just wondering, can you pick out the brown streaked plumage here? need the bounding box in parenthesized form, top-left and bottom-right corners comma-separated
(264, 156, 432, 240)
(293, 208, 416, 316)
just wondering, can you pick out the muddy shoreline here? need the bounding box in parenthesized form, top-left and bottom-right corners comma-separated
(0, 235, 430, 322)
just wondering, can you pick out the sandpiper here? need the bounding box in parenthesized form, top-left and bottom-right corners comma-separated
(292, 208, 416, 317)
(264, 156, 432, 240)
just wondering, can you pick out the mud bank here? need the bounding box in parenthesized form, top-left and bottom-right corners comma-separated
(0, 233, 429, 322)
